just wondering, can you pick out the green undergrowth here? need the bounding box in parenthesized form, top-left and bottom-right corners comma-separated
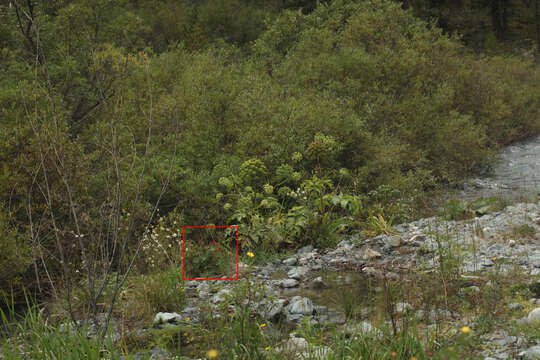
(2, 223, 536, 359)
(2, 0, 540, 299)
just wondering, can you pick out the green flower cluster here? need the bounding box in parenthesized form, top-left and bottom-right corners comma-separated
(306, 133, 339, 162)
(218, 177, 234, 189)
(291, 152, 303, 163)
(239, 158, 268, 185)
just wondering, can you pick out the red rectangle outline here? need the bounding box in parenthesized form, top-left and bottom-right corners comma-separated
(182, 225, 239, 280)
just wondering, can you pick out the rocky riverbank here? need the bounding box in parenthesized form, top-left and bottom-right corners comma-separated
(94, 199, 540, 359)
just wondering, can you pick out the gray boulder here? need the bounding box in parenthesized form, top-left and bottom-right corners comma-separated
(527, 308, 540, 324)
(280, 278, 300, 288)
(153, 312, 181, 325)
(286, 296, 314, 315)
(287, 266, 310, 280)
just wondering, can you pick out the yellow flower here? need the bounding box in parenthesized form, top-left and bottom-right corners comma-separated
(461, 326, 471, 334)
(247, 252, 254, 258)
(265, 346, 271, 351)
(185, 317, 190, 322)
(260, 323, 266, 328)
(492, 256, 497, 261)
(207, 349, 219, 358)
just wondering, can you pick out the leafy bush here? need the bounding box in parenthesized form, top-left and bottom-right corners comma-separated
(0, 205, 32, 300)
(183, 238, 234, 279)
(221, 153, 363, 250)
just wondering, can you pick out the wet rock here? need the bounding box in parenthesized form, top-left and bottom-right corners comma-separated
(286, 296, 314, 315)
(287, 266, 310, 280)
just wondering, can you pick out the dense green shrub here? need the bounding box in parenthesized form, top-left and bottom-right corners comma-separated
(0, 0, 539, 301)
(183, 239, 234, 279)
(0, 205, 32, 299)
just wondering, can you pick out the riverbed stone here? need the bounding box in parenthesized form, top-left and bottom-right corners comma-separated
(527, 308, 540, 324)
(154, 312, 181, 325)
(388, 235, 402, 247)
(212, 288, 232, 303)
(286, 296, 314, 315)
(280, 278, 300, 288)
(283, 256, 298, 266)
(287, 266, 310, 280)
(363, 248, 382, 260)
(264, 299, 287, 322)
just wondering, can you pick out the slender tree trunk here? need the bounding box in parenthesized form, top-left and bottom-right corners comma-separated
(491, 0, 509, 40)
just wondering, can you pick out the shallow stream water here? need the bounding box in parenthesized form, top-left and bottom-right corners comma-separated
(461, 134, 540, 201)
